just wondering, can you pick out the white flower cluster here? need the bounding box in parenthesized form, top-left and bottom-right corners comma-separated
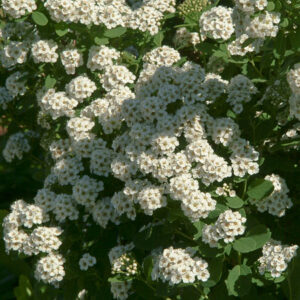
(0, 22, 39, 69)
(227, 74, 258, 113)
(2, 132, 30, 162)
(31, 40, 59, 64)
(0, 41, 29, 68)
(2, 0, 37, 18)
(287, 63, 300, 120)
(202, 210, 246, 247)
(174, 28, 200, 48)
(258, 239, 298, 278)
(66, 75, 97, 102)
(109, 243, 137, 276)
(151, 247, 210, 285)
(73, 175, 104, 207)
(43, 0, 175, 35)
(60, 49, 84, 75)
(216, 183, 237, 197)
(143, 46, 181, 67)
(87, 46, 120, 71)
(35, 253, 65, 286)
(199, 6, 235, 41)
(3, 200, 65, 285)
(37, 89, 78, 119)
(111, 282, 132, 300)
(79, 253, 97, 271)
(250, 174, 293, 217)
(5, 71, 27, 97)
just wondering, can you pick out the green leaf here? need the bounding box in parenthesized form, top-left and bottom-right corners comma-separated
(108, 276, 126, 283)
(193, 220, 204, 240)
(153, 31, 164, 47)
(202, 256, 224, 288)
(104, 27, 127, 38)
(280, 18, 289, 28)
(247, 178, 274, 201)
(55, 23, 68, 37)
(14, 275, 32, 300)
(246, 225, 271, 249)
(266, 1, 275, 10)
(94, 37, 109, 46)
(233, 237, 257, 253)
(32, 12, 48, 26)
(226, 196, 244, 209)
(225, 265, 252, 297)
(45, 76, 56, 89)
(143, 256, 153, 281)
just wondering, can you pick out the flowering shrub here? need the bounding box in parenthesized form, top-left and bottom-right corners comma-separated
(1, 0, 300, 299)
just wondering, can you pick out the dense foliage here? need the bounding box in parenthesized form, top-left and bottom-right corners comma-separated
(0, 0, 300, 299)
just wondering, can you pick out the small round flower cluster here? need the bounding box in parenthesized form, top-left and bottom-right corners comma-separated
(100, 65, 136, 91)
(72, 175, 104, 208)
(216, 183, 237, 197)
(53, 194, 79, 222)
(52, 155, 84, 186)
(199, 6, 235, 41)
(202, 210, 246, 247)
(178, 0, 208, 17)
(2, 0, 37, 18)
(258, 239, 298, 278)
(35, 253, 65, 286)
(287, 63, 300, 120)
(5, 71, 27, 97)
(87, 46, 120, 71)
(66, 75, 97, 102)
(250, 174, 293, 217)
(79, 253, 97, 271)
(3, 200, 65, 285)
(143, 46, 181, 67)
(174, 27, 201, 48)
(227, 74, 258, 113)
(31, 40, 59, 64)
(151, 247, 210, 285)
(37, 88, 78, 119)
(2, 132, 30, 162)
(110, 281, 132, 300)
(227, 7, 280, 56)
(111, 253, 138, 276)
(0, 41, 29, 68)
(60, 49, 84, 75)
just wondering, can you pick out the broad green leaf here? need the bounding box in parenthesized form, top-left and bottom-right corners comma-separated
(193, 220, 204, 240)
(202, 256, 224, 288)
(233, 237, 257, 253)
(45, 76, 56, 89)
(153, 31, 164, 47)
(104, 27, 127, 38)
(225, 265, 251, 296)
(245, 225, 271, 249)
(32, 12, 48, 26)
(266, 1, 275, 10)
(247, 178, 274, 201)
(94, 37, 109, 45)
(143, 256, 153, 281)
(55, 23, 68, 36)
(226, 196, 244, 209)
(14, 275, 33, 300)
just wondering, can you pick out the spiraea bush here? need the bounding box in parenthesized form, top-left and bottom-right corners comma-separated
(0, 0, 300, 299)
